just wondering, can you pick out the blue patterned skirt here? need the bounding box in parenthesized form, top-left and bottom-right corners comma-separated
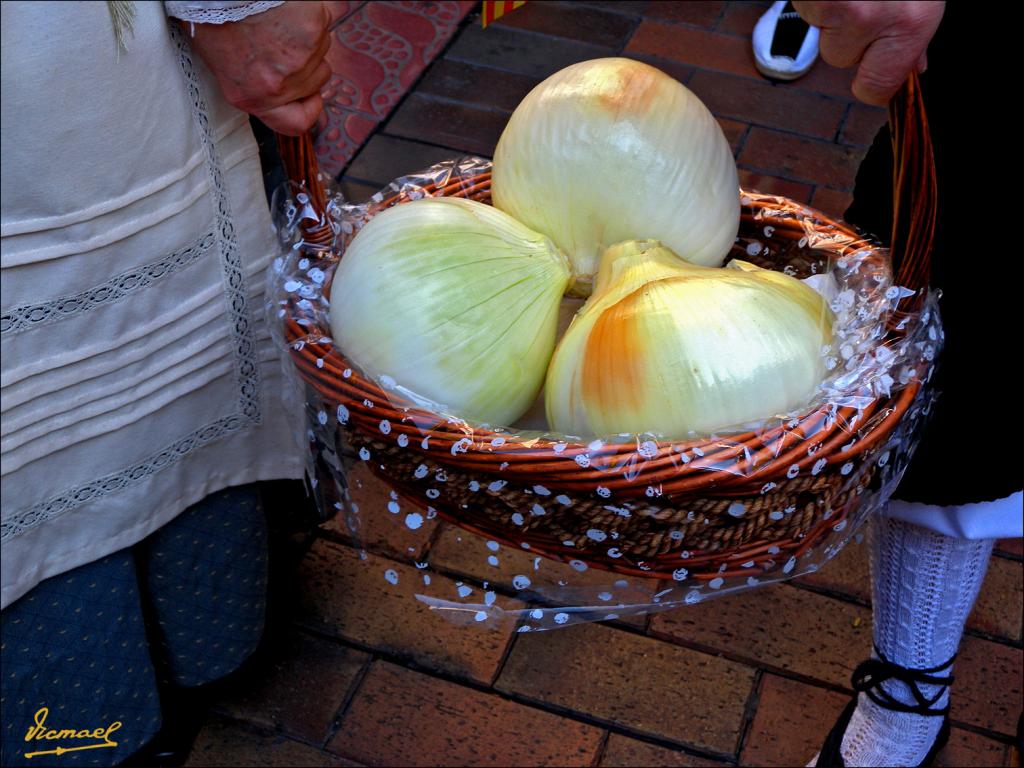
(1, 485, 267, 766)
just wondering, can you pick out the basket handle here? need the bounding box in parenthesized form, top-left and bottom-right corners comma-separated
(276, 132, 335, 247)
(887, 71, 936, 313)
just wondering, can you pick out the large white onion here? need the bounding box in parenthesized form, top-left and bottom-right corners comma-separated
(492, 57, 739, 295)
(329, 197, 571, 426)
(545, 240, 834, 438)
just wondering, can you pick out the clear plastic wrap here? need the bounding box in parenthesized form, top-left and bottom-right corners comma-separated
(268, 157, 942, 632)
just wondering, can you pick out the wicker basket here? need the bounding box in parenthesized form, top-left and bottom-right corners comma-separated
(278, 76, 935, 584)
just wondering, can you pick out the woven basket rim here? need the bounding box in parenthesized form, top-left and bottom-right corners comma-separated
(283, 173, 920, 493)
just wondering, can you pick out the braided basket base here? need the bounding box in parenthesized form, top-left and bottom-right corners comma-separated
(345, 427, 879, 581)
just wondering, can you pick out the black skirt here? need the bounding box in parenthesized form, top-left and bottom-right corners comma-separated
(844, 4, 1021, 506)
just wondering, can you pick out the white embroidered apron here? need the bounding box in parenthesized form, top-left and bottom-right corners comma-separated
(0, 1, 304, 608)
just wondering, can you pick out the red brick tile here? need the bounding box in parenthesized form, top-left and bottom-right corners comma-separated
(716, 2, 769, 37)
(428, 523, 654, 594)
(322, 463, 438, 561)
(738, 169, 813, 203)
(624, 53, 696, 86)
(429, 523, 585, 589)
(336, 177, 384, 204)
(688, 69, 846, 141)
(636, 5, 857, 99)
(446, 23, 615, 79)
(496, 622, 756, 754)
(645, 1, 725, 29)
(935, 728, 1010, 768)
(345, 134, 466, 186)
(971, 555, 1023, 642)
(600, 734, 727, 766)
(426, 524, 656, 629)
(574, 0, 650, 16)
(717, 117, 748, 154)
(790, 62, 858, 101)
(416, 59, 541, 114)
(384, 94, 507, 157)
(953, 636, 1023, 737)
(996, 539, 1023, 559)
(423, 524, 655, 630)
(740, 674, 849, 768)
(211, 632, 369, 745)
(296, 539, 519, 683)
(739, 127, 865, 189)
(330, 661, 604, 766)
(811, 187, 855, 219)
(795, 533, 870, 604)
(185, 715, 341, 767)
(650, 583, 872, 688)
(841, 103, 888, 146)
(494, 0, 636, 49)
(626, 22, 760, 79)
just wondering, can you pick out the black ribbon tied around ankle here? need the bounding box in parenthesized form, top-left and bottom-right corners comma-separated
(853, 646, 956, 716)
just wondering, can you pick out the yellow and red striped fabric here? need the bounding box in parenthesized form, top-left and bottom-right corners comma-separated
(482, 0, 527, 27)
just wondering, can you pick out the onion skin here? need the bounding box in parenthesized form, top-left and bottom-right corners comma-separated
(492, 58, 740, 295)
(545, 241, 835, 438)
(330, 197, 572, 427)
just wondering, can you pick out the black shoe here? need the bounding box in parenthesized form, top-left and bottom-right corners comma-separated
(119, 683, 209, 767)
(815, 646, 955, 768)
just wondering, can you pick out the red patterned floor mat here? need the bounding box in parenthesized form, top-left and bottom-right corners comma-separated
(315, 1, 476, 179)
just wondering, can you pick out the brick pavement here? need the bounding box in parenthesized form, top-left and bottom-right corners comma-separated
(186, 3, 1023, 766)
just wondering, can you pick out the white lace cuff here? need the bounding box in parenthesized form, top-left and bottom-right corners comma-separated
(164, 1, 285, 25)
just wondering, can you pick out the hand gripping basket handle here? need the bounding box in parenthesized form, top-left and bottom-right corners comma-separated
(275, 72, 936, 306)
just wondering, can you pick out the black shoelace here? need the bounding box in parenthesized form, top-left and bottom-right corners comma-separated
(852, 645, 956, 716)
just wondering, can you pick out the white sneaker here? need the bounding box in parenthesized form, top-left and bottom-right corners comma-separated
(752, 1, 820, 81)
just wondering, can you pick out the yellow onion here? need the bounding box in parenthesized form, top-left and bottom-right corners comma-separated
(330, 197, 571, 426)
(492, 57, 739, 295)
(545, 240, 834, 438)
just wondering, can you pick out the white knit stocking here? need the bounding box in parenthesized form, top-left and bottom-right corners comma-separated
(838, 516, 994, 766)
